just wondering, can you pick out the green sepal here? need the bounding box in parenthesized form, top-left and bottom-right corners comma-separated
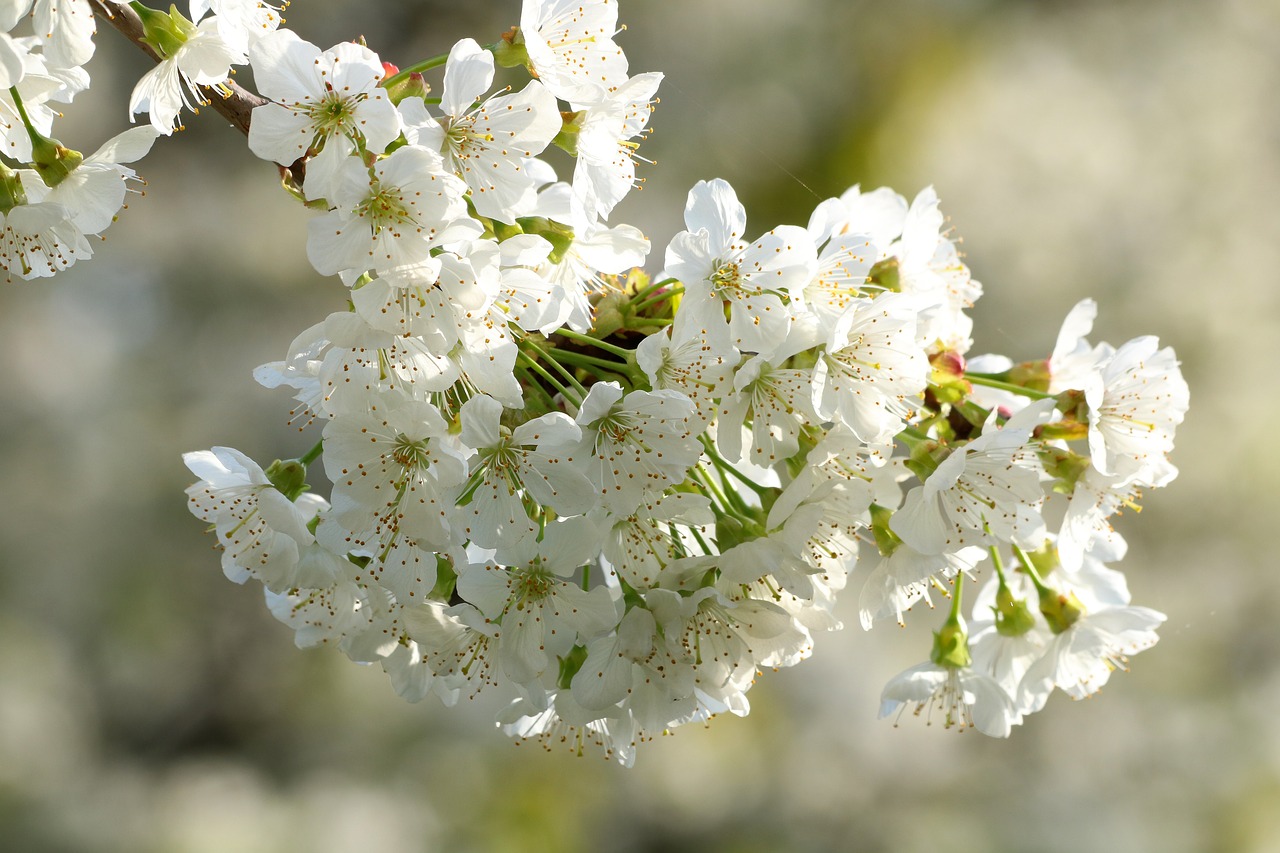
(429, 554, 458, 603)
(265, 459, 310, 501)
(551, 110, 585, 157)
(869, 503, 902, 558)
(0, 164, 28, 213)
(1037, 446, 1090, 496)
(714, 513, 766, 552)
(904, 439, 947, 482)
(557, 643, 588, 690)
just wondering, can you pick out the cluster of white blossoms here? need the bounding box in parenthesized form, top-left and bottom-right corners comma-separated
(0, 0, 160, 280)
(3, 0, 1188, 764)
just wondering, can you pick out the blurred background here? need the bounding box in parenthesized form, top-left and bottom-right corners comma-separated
(0, 0, 1273, 850)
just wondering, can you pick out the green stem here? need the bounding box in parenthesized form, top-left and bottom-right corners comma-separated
(629, 276, 679, 306)
(298, 440, 324, 467)
(700, 436, 770, 499)
(522, 339, 589, 397)
(7, 88, 36, 144)
(551, 347, 635, 378)
(967, 374, 1053, 401)
(948, 569, 965, 622)
(1011, 544, 1052, 595)
(553, 328, 634, 360)
(633, 285, 684, 314)
(382, 53, 450, 90)
(517, 351, 582, 406)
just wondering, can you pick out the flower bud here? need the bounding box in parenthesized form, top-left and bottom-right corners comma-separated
(929, 349, 971, 404)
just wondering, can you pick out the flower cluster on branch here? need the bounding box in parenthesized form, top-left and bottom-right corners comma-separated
(3, 0, 1189, 765)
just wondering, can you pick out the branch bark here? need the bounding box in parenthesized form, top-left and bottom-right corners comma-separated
(88, 0, 268, 137)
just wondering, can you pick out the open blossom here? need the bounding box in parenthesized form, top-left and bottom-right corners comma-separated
(248, 30, 401, 200)
(403, 38, 560, 223)
(128, 17, 243, 134)
(1085, 335, 1189, 485)
(305, 144, 477, 277)
(572, 72, 662, 222)
(891, 400, 1054, 555)
(664, 178, 816, 358)
(1017, 605, 1165, 713)
(812, 291, 930, 443)
(879, 659, 1020, 737)
(519, 0, 628, 106)
(191, 0, 283, 54)
(44, 127, 159, 235)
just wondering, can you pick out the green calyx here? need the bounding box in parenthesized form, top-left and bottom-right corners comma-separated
(867, 257, 901, 292)
(28, 135, 83, 188)
(557, 643, 589, 690)
(551, 110, 585, 157)
(516, 216, 575, 264)
(930, 613, 972, 669)
(492, 28, 531, 69)
(869, 504, 902, 558)
(382, 72, 430, 107)
(1037, 587, 1086, 634)
(1008, 359, 1051, 393)
(265, 459, 310, 501)
(903, 438, 948, 482)
(993, 583, 1037, 637)
(132, 3, 197, 58)
(1037, 445, 1091, 495)
(714, 512, 767, 552)
(0, 164, 28, 213)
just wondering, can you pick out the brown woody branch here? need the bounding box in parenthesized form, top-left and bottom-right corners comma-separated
(88, 0, 268, 137)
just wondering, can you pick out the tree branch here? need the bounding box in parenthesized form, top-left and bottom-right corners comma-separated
(88, 0, 268, 137)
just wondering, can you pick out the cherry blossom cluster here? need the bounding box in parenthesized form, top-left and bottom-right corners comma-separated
(4, 0, 1188, 764)
(0, 0, 166, 280)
